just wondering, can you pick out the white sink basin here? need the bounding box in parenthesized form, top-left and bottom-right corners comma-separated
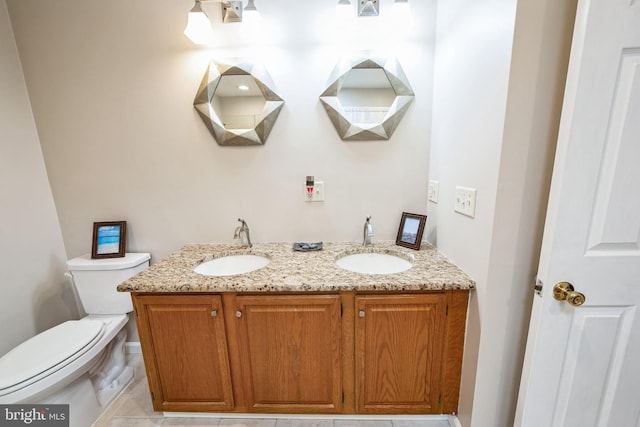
(336, 252, 412, 275)
(194, 255, 270, 277)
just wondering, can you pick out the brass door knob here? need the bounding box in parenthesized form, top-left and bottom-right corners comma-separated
(553, 282, 586, 307)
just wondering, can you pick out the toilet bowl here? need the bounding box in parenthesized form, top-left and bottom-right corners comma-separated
(0, 252, 150, 427)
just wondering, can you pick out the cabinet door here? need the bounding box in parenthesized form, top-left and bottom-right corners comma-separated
(355, 294, 446, 414)
(134, 294, 234, 412)
(235, 294, 342, 413)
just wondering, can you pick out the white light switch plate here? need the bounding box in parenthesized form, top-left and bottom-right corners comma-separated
(454, 186, 476, 218)
(428, 180, 439, 203)
(304, 181, 325, 202)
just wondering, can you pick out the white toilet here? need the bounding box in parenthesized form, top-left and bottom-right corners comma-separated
(0, 252, 150, 427)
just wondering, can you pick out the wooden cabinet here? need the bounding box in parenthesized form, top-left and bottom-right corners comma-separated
(132, 290, 468, 415)
(354, 291, 468, 414)
(355, 294, 446, 414)
(234, 295, 343, 413)
(133, 294, 234, 412)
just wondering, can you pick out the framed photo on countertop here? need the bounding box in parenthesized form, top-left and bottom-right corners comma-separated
(395, 212, 427, 250)
(91, 221, 127, 259)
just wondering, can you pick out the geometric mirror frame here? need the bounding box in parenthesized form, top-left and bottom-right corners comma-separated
(319, 56, 415, 141)
(193, 60, 284, 146)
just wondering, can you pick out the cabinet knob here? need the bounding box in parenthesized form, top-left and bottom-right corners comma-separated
(211, 310, 218, 317)
(235, 310, 243, 318)
(359, 310, 365, 318)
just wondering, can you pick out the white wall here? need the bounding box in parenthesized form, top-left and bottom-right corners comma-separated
(429, 0, 576, 425)
(6, 0, 437, 262)
(0, 0, 79, 356)
(429, 1, 517, 423)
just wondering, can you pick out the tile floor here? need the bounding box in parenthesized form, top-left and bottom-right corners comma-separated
(93, 355, 452, 427)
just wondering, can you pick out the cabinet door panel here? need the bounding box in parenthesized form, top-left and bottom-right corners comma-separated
(135, 295, 234, 411)
(355, 294, 446, 413)
(236, 295, 342, 413)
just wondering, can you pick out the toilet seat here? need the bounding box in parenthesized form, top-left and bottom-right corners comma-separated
(0, 320, 105, 395)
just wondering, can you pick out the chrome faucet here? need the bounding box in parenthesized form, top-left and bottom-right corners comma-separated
(363, 216, 373, 246)
(234, 218, 252, 248)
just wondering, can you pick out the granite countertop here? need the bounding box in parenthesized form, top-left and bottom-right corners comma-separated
(117, 241, 475, 293)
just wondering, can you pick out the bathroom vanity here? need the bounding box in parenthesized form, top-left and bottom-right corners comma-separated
(118, 242, 474, 415)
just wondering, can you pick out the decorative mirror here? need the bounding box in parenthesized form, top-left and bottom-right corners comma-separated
(320, 56, 414, 141)
(194, 60, 284, 146)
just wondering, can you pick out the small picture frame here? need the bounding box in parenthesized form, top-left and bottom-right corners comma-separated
(91, 221, 127, 259)
(395, 212, 427, 250)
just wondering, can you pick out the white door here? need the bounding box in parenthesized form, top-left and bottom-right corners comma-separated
(515, 0, 640, 425)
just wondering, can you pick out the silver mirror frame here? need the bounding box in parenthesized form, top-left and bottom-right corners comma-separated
(194, 60, 284, 146)
(320, 56, 415, 141)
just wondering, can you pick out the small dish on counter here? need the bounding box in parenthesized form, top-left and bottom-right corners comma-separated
(292, 242, 323, 252)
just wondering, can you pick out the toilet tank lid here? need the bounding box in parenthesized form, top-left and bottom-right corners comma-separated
(67, 253, 151, 271)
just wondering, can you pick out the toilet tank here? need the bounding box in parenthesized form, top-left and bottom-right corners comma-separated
(67, 253, 150, 315)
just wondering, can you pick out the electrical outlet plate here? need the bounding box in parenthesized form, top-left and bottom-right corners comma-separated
(304, 181, 325, 202)
(454, 186, 476, 218)
(428, 180, 439, 203)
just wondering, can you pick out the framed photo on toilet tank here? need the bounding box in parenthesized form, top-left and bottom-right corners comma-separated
(395, 212, 427, 250)
(91, 221, 127, 259)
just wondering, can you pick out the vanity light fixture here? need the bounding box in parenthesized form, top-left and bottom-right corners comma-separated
(358, 0, 379, 16)
(184, 0, 215, 45)
(222, 1, 243, 23)
(336, 0, 352, 18)
(184, 0, 259, 44)
(242, 0, 260, 23)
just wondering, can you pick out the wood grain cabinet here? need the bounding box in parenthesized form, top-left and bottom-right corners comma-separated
(234, 295, 343, 413)
(133, 294, 234, 412)
(355, 294, 445, 414)
(354, 292, 468, 414)
(132, 290, 468, 415)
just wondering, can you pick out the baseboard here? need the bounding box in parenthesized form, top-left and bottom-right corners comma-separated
(164, 413, 453, 421)
(448, 415, 462, 427)
(125, 341, 142, 354)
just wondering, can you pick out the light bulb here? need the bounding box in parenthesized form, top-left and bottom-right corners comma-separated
(337, 0, 352, 18)
(184, 1, 214, 45)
